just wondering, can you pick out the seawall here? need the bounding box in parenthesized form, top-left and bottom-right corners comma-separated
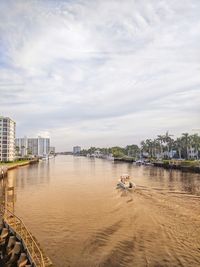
(153, 162, 200, 173)
(0, 158, 39, 178)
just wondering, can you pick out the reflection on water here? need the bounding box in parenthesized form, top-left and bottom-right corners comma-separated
(15, 160, 51, 189)
(3, 156, 200, 267)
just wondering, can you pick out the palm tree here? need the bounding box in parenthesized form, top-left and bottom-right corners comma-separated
(150, 139, 159, 158)
(140, 140, 146, 155)
(157, 135, 165, 158)
(181, 133, 190, 159)
(175, 138, 182, 159)
(162, 131, 174, 158)
(125, 145, 139, 157)
(145, 139, 154, 158)
(190, 134, 200, 159)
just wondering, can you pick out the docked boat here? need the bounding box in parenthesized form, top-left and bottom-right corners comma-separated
(40, 154, 55, 161)
(135, 160, 144, 165)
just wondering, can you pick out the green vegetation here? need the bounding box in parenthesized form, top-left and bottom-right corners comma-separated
(81, 132, 200, 163)
(140, 132, 200, 160)
(80, 144, 139, 159)
(178, 160, 200, 167)
(111, 147, 126, 158)
(0, 159, 30, 167)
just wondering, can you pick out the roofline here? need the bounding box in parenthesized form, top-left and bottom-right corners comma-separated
(0, 116, 16, 123)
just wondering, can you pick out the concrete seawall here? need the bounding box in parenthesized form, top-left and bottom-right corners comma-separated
(0, 158, 39, 179)
(114, 157, 135, 163)
(113, 158, 200, 173)
(153, 162, 200, 173)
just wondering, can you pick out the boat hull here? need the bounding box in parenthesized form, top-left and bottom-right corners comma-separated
(116, 181, 136, 190)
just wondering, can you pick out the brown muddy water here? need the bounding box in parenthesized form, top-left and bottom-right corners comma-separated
(5, 156, 200, 266)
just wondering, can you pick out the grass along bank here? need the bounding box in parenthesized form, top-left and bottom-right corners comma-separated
(0, 159, 30, 168)
(0, 159, 39, 178)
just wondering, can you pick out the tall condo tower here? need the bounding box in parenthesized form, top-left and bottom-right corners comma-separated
(16, 136, 50, 157)
(0, 116, 16, 162)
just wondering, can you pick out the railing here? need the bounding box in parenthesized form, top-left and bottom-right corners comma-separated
(0, 205, 45, 267)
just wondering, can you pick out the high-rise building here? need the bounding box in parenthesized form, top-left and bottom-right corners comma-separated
(0, 116, 16, 162)
(16, 136, 50, 157)
(38, 136, 50, 156)
(73, 146, 81, 155)
(15, 136, 28, 157)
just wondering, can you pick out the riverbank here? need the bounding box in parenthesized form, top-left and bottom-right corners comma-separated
(153, 160, 200, 173)
(114, 157, 200, 173)
(0, 158, 39, 178)
(114, 156, 135, 163)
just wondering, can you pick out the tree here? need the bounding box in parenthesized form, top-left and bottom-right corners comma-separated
(190, 134, 200, 159)
(87, 147, 97, 155)
(111, 147, 125, 158)
(163, 131, 174, 158)
(181, 133, 190, 159)
(125, 145, 140, 157)
(157, 135, 165, 157)
(152, 139, 160, 158)
(174, 138, 182, 159)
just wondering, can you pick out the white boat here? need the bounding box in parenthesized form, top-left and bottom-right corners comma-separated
(144, 162, 153, 166)
(41, 154, 55, 161)
(41, 156, 48, 161)
(120, 173, 130, 179)
(117, 180, 136, 190)
(135, 160, 144, 165)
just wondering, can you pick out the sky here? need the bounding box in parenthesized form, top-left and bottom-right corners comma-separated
(0, 0, 200, 151)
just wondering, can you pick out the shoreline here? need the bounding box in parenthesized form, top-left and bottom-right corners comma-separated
(114, 157, 200, 174)
(0, 158, 39, 178)
(153, 162, 200, 174)
(114, 157, 135, 163)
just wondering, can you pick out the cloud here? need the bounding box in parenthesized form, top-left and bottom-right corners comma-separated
(0, 0, 200, 150)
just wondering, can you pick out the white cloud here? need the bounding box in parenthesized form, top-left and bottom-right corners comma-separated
(0, 0, 200, 150)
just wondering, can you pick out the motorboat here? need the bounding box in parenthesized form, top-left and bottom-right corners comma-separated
(117, 181, 136, 190)
(135, 160, 144, 165)
(120, 173, 130, 180)
(117, 174, 136, 190)
(144, 162, 153, 166)
(40, 154, 55, 161)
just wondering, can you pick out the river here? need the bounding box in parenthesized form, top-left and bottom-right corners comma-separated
(6, 155, 200, 266)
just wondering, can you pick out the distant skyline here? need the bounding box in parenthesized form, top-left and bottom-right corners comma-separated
(0, 0, 200, 151)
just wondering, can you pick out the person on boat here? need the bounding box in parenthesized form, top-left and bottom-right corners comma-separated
(129, 182, 133, 188)
(120, 177, 125, 184)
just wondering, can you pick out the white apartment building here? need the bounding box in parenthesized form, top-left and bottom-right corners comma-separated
(0, 116, 16, 162)
(16, 136, 50, 157)
(15, 136, 28, 157)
